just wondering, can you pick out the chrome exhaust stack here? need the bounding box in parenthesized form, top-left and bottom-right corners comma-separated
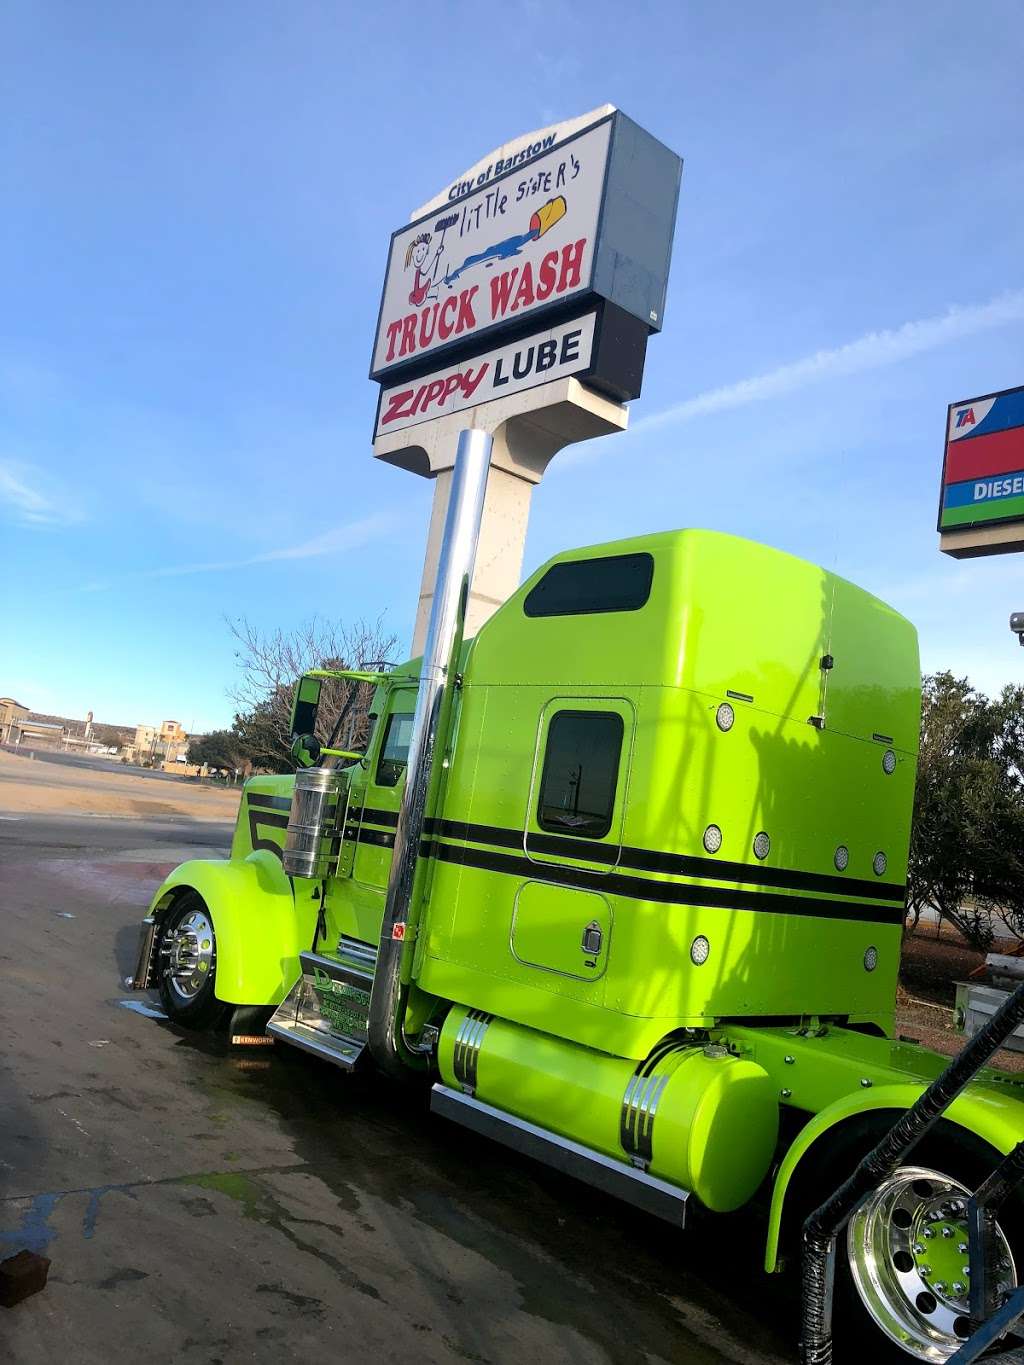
(367, 429, 491, 1079)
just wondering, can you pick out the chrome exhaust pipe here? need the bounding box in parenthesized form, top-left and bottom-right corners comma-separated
(367, 429, 491, 1079)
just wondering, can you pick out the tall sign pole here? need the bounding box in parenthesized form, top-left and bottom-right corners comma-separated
(369, 106, 682, 652)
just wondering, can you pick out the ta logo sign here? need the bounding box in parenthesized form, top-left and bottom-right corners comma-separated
(955, 407, 976, 428)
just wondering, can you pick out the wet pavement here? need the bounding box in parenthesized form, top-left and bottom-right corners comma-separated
(0, 821, 794, 1364)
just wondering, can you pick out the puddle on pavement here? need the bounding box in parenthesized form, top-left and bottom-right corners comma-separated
(117, 998, 167, 1020)
(0, 1184, 137, 1254)
(104, 995, 791, 1360)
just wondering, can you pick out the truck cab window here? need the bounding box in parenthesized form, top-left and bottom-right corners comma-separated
(537, 711, 623, 838)
(375, 712, 414, 788)
(524, 552, 654, 618)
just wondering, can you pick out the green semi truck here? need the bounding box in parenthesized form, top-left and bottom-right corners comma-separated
(130, 443, 1023, 1361)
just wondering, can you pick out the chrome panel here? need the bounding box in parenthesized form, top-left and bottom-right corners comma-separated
(368, 430, 492, 1078)
(338, 935, 378, 973)
(620, 1040, 695, 1170)
(299, 950, 373, 990)
(453, 1009, 492, 1094)
(283, 767, 344, 880)
(266, 1018, 364, 1070)
(431, 1084, 689, 1228)
(129, 915, 158, 990)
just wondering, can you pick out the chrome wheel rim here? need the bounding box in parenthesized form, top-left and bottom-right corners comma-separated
(847, 1164, 1016, 1361)
(160, 907, 215, 1002)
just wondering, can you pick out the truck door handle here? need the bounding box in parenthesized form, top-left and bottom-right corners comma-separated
(581, 921, 603, 955)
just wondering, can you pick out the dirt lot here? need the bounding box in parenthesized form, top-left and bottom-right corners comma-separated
(0, 749, 239, 822)
(898, 929, 1024, 1072)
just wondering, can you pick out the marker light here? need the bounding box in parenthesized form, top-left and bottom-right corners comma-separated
(716, 703, 734, 732)
(690, 935, 710, 966)
(753, 831, 770, 860)
(882, 749, 896, 775)
(873, 851, 887, 876)
(703, 824, 723, 854)
(864, 946, 878, 972)
(834, 845, 849, 871)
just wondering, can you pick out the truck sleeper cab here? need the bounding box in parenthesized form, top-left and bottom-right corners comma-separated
(132, 528, 1024, 1363)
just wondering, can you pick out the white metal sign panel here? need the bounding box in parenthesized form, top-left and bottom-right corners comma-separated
(374, 313, 598, 439)
(371, 118, 612, 379)
(411, 105, 615, 219)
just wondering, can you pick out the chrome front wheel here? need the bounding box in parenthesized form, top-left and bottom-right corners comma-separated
(156, 892, 226, 1029)
(847, 1164, 1016, 1361)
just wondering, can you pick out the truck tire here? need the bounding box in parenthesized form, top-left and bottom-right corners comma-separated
(156, 891, 227, 1030)
(799, 1118, 1023, 1362)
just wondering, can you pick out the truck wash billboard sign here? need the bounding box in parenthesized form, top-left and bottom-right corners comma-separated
(369, 108, 681, 384)
(375, 314, 599, 438)
(938, 383, 1024, 537)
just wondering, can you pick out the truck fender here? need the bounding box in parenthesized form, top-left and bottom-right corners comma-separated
(765, 1081, 1024, 1272)
(147, 851, 313, 1006)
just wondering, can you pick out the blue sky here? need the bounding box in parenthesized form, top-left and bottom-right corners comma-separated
(2, 1, 1022, 732)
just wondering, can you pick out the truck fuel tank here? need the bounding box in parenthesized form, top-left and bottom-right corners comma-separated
(438, 1006, 778, 1213)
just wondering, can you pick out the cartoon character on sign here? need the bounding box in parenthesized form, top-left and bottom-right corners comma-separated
(404, 212, 458, 307)
(445, 196, 567, 285)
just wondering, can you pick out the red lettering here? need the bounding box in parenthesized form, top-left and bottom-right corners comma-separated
(421, 378, 446, 410)
(385, 319, 403, 362)
(556, 237, 586, 294)
(489, 268, 518, 319)
(535, 250, 558, 301)
(461, 362, 489, 400)
(418, 303, 438, 349)
(380, 387, 415, 425)
(456, 286, 478, 334)
(511, 262, 535, 312)
(438, 295, 458, 339)
(409, 382, 430, 415)
(400, 313, 417, 356)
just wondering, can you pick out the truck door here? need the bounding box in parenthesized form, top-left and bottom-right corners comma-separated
(512, 697, 635, 981)
(351, 688, 416, 890)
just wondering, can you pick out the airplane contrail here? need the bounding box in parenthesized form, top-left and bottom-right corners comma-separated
(631, 288, 1024, 435)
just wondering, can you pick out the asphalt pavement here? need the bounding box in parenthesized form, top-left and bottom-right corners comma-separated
(0, 809, 792, 1364)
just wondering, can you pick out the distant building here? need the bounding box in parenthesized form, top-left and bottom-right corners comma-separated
(0, 697, 30, 744)
(9, 719, 65, 748)
(134, 724, 157, 754)
(127, 719, 190, 764)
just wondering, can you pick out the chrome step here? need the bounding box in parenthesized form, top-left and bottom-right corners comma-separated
(267, 946, 374, 1071)
(266, 1017, 364, 1068)
(430, 1084, 690, 1227)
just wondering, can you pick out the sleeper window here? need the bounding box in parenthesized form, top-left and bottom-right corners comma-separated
(524, 552, 654, 618)
(375, 713, 414, 788)
(537, 711, 623, 839)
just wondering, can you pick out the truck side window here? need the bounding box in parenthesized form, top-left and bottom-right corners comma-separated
(524, 552, 653, 618)
(375, 712, 414, 788)
(537, 711, 623, 838)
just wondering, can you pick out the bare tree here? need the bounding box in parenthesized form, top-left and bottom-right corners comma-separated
(227, 616, 399, 770)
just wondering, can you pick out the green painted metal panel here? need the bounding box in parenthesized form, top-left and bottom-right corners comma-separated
(147, 850, 315, 1004)
(439, 1004, 778, 1212)
(510, 880, 612, 979)
(942, 493, 1024, 526)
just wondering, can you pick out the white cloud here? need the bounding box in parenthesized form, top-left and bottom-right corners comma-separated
(0, 459, 83, 527)
(631, 289, 1024, 436)
(81, 512, 394, 591)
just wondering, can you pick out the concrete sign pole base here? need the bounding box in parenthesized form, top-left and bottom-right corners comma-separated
(374, 376, 628, 654)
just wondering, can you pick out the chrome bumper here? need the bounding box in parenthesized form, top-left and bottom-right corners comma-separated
(129, 915, 158, 990)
